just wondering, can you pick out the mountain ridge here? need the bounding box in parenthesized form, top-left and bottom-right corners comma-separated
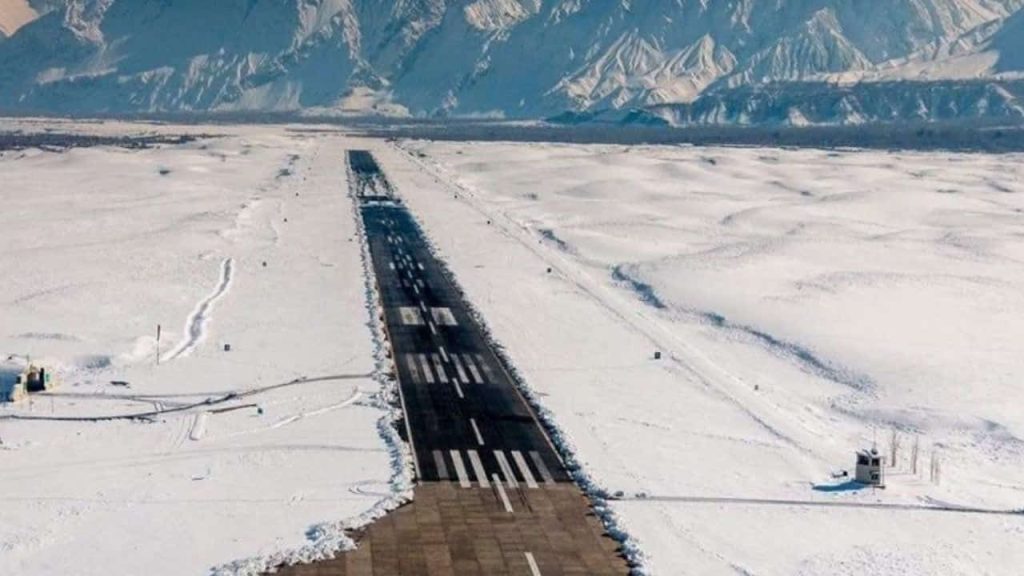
(2, 0, 1024, 125)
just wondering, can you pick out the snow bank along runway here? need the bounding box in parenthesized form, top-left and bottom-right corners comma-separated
(269, 151, 628, 574)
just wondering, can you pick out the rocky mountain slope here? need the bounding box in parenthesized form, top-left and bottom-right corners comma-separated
(1, 0, 1023, 124)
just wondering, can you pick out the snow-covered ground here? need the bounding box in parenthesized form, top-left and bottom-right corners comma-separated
(3, 118, 1022, 576)
(376, 140, 1024, 575)
(0, 121, 405, 575)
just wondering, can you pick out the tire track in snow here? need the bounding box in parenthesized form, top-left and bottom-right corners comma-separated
(163, 258, 234, 362)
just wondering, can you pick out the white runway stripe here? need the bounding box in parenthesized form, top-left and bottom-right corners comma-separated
(452, 354, 470, 382)
(431, 307, 458, 326)
(398, 307, 424, 326)
(450, 450, 470, 488)
(433, 450, 449, 480)
(494, 451, 519, 489)
(467, 450, 489, 488)
(529, 451, 556, 485)
(525, 552, 542, 576)
(453, 378, 465, 399)
(404, 354, 422, 384)
(475, 354, 497, 381)
(470, 418, 485, 446)
(439, 346, 450, 363)
(462, 354, 484, 384)
(493, 474, 514, 513)
(512, 450, 539, 489)
(417, 354, 435, 384)
(430, 354, 448, 384)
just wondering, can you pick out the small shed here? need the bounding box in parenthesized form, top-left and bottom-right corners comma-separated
(21, 365, 56, 392)
(855, 448, 885, 486)
(1, 363, 58, 403)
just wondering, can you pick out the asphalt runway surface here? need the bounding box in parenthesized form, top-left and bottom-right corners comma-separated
(354, 150, 569, 490)
(266, 151, 628, 575)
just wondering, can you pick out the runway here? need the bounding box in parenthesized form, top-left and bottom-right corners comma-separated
(268, 150, 627, 575)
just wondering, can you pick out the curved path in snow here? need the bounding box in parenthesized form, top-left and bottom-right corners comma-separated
(163, 257, 234, 362)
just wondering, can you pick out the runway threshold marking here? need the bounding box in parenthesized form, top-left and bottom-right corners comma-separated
(417, 354, 435, 384)
(450, 450, 471, 488)
(512, 450, 539, 489)
(404, 354, 422, 384)
(530, 451, 556, 485)
(452, 354, 470, 382)
(433, 450, 450, 480)
(476, 353, 497, 381)
(493, 473, 514, 513)
(467, 450, 489, 488)
(430, 354, 448, 384)
(495, 450, 519, 489)
(462, 354, 484, 384)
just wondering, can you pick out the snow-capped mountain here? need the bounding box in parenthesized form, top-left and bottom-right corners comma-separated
(1, 0, 1024, 124)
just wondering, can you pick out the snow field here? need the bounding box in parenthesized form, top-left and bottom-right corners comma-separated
(375, 139, 1024, 575)
(0, 123, 399, 575)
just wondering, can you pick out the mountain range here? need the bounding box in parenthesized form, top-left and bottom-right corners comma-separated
(1, 0, 1023, 125)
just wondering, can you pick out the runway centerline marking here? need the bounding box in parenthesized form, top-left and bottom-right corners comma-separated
(470, 418, 485, 446)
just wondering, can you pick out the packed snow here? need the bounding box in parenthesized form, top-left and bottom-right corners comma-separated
(373, 139, 1024, 575)
(0, 120, 407, 576)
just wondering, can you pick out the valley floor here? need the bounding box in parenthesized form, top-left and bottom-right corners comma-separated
(0, 119, 1022, 575)
(0, 120, 407, 576)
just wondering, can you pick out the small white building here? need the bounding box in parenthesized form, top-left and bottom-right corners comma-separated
(855, 448, 885, 487)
